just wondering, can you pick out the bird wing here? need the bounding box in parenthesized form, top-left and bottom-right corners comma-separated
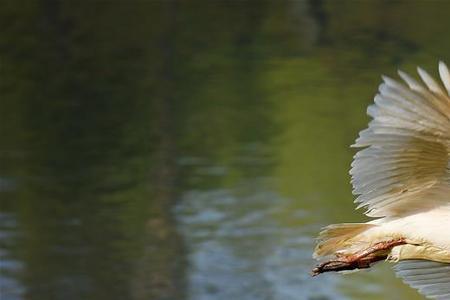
(394, 260, 450, 299)
(351, 62, 450, 218)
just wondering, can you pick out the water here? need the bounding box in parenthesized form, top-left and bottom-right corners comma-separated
(1, 1, 449, 299)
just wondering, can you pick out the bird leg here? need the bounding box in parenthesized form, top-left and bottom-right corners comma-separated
(312, 238, 406, 276)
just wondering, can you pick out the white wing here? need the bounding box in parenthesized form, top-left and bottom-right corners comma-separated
(394, 260, 450, 299)
(351, 62, 450, 218)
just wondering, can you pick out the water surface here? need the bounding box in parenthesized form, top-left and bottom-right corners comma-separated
(1, 1, 450, 299)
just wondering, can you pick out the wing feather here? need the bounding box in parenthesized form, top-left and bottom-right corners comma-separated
(394, 260, 450, 299)
(439, 61, 450, 95)
(351, 62, 450, 217)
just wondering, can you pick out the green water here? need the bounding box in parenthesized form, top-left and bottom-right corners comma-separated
(1, 1, 449, 300)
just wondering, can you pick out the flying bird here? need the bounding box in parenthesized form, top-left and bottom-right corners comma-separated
(312, 62, 450, 299)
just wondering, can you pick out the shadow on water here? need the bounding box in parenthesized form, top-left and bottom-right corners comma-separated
(1, 2, 186, 299)
(1, 1, 450, 300)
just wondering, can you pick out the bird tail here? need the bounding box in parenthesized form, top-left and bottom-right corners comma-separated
(313, 223, 375, 259)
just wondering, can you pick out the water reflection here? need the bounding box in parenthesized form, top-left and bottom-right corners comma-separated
(1, 1, 450, 300)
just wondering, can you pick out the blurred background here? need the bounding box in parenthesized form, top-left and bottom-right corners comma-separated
(1, 1, 449, 299)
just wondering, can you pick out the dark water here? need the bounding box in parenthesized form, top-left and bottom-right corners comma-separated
(1, 1, 449, 300)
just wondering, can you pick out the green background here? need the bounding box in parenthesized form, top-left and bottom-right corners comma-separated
(1, 1, 449, 299)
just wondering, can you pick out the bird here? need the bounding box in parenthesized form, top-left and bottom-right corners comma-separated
(312, 61, 450, 300)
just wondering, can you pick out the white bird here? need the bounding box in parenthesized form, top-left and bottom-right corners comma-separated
(312, 62, 450, 299)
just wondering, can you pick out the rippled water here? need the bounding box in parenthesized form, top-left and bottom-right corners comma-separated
(173, 146, 423, 300)
(1, 1, 450, 299)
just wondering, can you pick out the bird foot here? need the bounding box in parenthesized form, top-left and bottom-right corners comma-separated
(312, 238, 406, 276)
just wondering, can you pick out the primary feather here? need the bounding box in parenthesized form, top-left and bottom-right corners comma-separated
(351, 64, 450, 218)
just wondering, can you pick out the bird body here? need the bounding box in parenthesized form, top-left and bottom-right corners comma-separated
(371, 206, 450, 262)
(313, 62, 450, 299)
